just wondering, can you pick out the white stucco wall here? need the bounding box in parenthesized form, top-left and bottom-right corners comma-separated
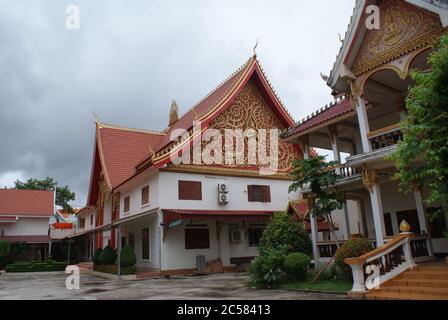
(1, 217, 50, 236)
(158, 171, 298, 211)
(118, 171, 159, 219)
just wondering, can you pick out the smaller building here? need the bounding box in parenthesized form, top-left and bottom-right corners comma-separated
(0, 189, 54, 261)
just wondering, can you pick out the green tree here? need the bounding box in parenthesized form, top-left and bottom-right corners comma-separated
(389, 35, 448, 214)
(259, 212, 312, 256)
(14, 177, 76, 213)
(289, 155, 344, 247)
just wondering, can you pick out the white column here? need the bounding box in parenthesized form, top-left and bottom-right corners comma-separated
(117, 226, 122, 279)
(355, 97, 372, 153)
(302, 138, 320, 269)
(310, 214, 320, 270)
(369, 184, 386, 247)
(329, 126, 341, 164)
(391, 211, 400, 235)
(342, 201, 351, 240)
(413, 188, 434, 256)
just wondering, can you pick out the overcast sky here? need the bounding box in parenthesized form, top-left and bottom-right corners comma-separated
(0, 0, 356, 206)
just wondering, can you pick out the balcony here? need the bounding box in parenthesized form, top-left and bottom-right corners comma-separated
(347, 124, 403, 167)
(368, 124, 403, 151)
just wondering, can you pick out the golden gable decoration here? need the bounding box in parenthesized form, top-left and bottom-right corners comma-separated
(206, 80, 300, 172)
(352, 0, 444, 76)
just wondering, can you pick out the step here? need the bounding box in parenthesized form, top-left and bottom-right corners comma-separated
(399, 271, 448, 280)
(366, 291, 448, 300)
(391, 278, 448, 288)
(136, 272, 162, 279)
(414, 266, 448, 272)
(381, 285, 448, 296)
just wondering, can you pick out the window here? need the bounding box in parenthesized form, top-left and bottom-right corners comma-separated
(248, 228, 264, 247)
(141, 185, 150, 206)
(79, 218, 85, 229)
(178, 181, 202, 200)
(185, 228, 210, 250)
(124, 196, 130, 213)
(121, 237, 126, 249)
(247, 185, 271, 203)
(90, 214, 93, 226)
(141, 228, 150, 260)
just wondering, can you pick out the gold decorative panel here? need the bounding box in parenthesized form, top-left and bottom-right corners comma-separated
(352, 0, 443, 76)
(174, 80, 300, 173)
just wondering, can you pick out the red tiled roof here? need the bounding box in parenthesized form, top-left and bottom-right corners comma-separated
(287, 200, 310, 220)
(97, 125, 164, 189)
(156, 64, 249, 153)
(285, 98, 354, 138)
(0, 235, 50, 243)
(88, 56, 298, 195)
(0, 189, 54, 217)
(304, 221, 332, 232)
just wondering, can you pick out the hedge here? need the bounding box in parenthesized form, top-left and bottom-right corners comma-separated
(94, 264, 136, 275)
(5, 261, 67, 273)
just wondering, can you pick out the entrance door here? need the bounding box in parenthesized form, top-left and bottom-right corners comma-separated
(396, 210, 421, 234)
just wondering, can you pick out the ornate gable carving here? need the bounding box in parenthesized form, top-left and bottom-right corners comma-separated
(204, 80, 300, 172)
(352, 0, 443, 76)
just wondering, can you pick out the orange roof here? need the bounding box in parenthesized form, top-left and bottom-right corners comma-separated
(0, 189, 54, 217)
(96, 124, 164, 189)
(87, 55, 298, 201)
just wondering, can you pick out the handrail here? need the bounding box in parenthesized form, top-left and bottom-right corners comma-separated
(344, 233, 417, 293)
(367, 124, 401, 139)
(345, 233, 413, 265)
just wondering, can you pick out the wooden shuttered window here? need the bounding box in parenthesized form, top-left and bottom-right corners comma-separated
(185, 228, 210, 250)
(124, 196, 130, 213)
(178, 181, 202, 200)
(141, 185, 150, 205)
(247, 185, 271, 203)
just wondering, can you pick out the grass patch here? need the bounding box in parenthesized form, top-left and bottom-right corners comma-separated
(280, 280, 352, 293)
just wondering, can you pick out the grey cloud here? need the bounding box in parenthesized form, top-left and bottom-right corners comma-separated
(0, 0, 356, 205)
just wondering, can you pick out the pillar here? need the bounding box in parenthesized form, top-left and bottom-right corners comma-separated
(310, 214, 320, 270)
(369, 184, 386, 247)
(301, 137, 320, 269)
(117, 225, 122, 279)
(413, 186, 434, 256)
(342, 201, 351, 240)
(355, 96, 372, 153)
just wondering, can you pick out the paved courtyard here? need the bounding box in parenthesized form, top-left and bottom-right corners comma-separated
(0, 272, 347, 300)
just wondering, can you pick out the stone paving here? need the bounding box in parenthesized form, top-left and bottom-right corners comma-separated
(0, 272, 348, 300)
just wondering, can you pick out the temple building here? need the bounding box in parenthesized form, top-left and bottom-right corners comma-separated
(71, 56, 320, 274)
(282, 0, 448, 298)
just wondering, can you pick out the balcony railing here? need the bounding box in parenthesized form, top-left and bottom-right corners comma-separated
(339, 164, 362, 179)
(367, 124, 403, 151)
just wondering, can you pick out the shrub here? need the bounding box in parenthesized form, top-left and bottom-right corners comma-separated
(260, 212, 312, 256)
(94, 264, 136, 275)
(334, 238, 373, 279)
(249, 246, 288, 289)
(283, 253, 311, 281)
(0, 240, 10, 269)
(99, 245, 117, 265)
(5, 261, 67, 273)
(120, 245, 137, 268)
(93, 248, 103, 265)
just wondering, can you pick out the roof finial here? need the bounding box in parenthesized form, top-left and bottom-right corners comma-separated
(93, 112, 100, 123)
(168, 100, 179, 127)
(253, 39, 259, 57)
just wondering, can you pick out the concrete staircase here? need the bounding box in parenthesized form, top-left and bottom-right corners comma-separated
(366, 263, 448, 300)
